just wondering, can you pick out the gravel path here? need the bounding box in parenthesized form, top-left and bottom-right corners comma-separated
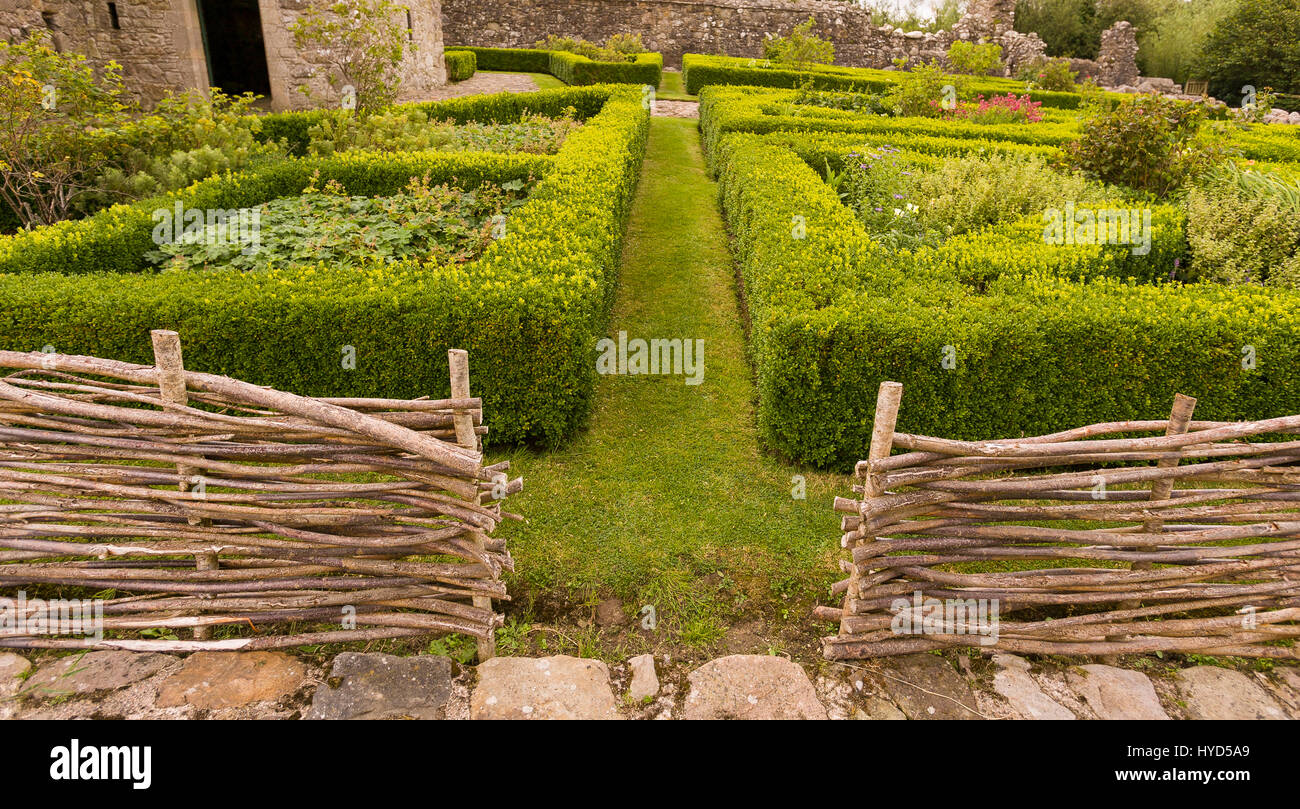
(419, 72, 541, 101)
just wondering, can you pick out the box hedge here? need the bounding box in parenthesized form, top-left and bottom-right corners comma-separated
(682, 54, 1094, 108)
(0, 86, 651, 447)
(451, 46, 662, 88)
(444, 49, 477, 83)
(708, 95, 1300, 470)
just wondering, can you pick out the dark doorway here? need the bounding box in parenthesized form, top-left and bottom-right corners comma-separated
(197, 0, 273, 98)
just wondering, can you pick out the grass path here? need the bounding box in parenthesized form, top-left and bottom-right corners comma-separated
(493, 117, 842, 654)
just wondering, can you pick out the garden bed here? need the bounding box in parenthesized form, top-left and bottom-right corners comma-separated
(0, 86, 651, 447)
(704, 85, 1300, 469)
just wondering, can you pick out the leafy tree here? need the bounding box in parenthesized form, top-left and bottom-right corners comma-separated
(290, 0, 414, 116)
(0, 31, 127, 228)
(1015, 0, 1100, 57)
(764, 18, 836, 69)
(1139, 0, 1236, 83)
(1197, 0, 1300, 99)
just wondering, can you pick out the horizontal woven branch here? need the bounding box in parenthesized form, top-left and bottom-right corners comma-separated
(0, 337, 520, 654)
(822, 384, 1300, 660)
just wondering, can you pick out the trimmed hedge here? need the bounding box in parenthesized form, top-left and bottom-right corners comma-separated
(682, 54, 1093, 108)
(699, 85, 1300, 172)
(708, 95, 1300, 469)
(257, 85, 617, 156)
(451, 46, 662, 89)
(0, 86, 651, 447)
(445, 49, 477, 83)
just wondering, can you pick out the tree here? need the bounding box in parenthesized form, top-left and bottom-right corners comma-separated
(1015, 0, 1101, 58)
(0, 31, 127, 228)
(1197, 0, 1300, 99)
(764, 18, 835, 69)
(1139, 0, 1237, 83)
(290, 0, 414, 116)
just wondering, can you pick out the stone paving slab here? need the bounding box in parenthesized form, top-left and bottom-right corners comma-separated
(155, 652, 310, 711)
(878, 654, 983, 719)
(991, 654, 1075, 720)
(305, 653, 454, 720)
(683, 655, 826, 720)
(1175, 666, 1289, 721)
(1065, 664, 1169, 720)
(471, 655, 621, 720)
(25, 651, 172, 697)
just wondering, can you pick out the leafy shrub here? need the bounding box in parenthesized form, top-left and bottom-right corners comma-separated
(792, 82, 890, 115)
(289, 0, 413, 116)
(148, 174, 529, 272)
(1017, 56, 1079, 92)
(535, 34, 645, 63)
(840, 147, 934, 251)
(910, 151, 1110, 238)
(445, 49, 477, 82)
(946, 41, 1004, 76)
(706, 86, 1300, 467)
(764, 18, 835, 69)
(0, 86, 652, 447)
(886, 61, 962, 118)
(0, 30, 128, 228)
(86, 90, 287, 212)
(1060, 93, 1231, 194)
(1187, 163, 1300, 287)
(305, 107, 582, 156)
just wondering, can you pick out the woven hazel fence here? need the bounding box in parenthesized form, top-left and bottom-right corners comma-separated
(819, 382, 1300, 661)
(0, 331, 521, 659)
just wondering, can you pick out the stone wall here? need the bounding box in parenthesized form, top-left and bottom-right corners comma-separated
(262, 0, 446, 111)
(1, 0, 446, 111)
(0, 0, 208, 108)
(441, 0, 1046, 74)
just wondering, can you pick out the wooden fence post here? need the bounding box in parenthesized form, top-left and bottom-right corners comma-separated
(840, 381, 903, 639)
(1104, 393, 1198, 659)
(150, 329, 216, 640)
(449, 349, 496, 662)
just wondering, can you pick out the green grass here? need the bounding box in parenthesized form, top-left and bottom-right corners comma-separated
(656, 70, 695, 102)
(490, 116, 842, 648)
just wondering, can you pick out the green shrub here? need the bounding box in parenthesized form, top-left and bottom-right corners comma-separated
(1017, 56, 1079, 92)
(445, 49, 477, 82)
(447, 45, 662, 88)
(707, 88, 1300, 468)
(0, 86, 651, 447)
(1061, 93, 1232, 195)
(946, 41, 1003, 76)
(1187, 163, 1300, 287)
(886, 61, 961, 117)
(304, 106, 581, 156)
(681, 53, 1091, 108)
(455, 46, 552, 74)
(763, 18, 835, 69)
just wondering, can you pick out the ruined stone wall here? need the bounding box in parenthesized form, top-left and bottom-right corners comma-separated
(0, 0, 208, 108)
(262, 0, 446, 111)
(441, 0, 1043, 73)
(1, 0, 446, 111)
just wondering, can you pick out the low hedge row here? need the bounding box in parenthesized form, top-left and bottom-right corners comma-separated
(451, 46, 662, 88)
(711, 112, 1300, 469)
(682, 54, 1092, 108)
(0, 85, 651, 447)
(258, 85, 616, 156)
(699, 86, 1300, 172)
(445, 49, 478, 82)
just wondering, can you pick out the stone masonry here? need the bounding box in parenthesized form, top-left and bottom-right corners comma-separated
(441, 0, 1050, 75)
(1, 0, 446, 110)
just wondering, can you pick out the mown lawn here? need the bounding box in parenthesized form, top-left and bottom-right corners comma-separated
(489, 116, 844, 653)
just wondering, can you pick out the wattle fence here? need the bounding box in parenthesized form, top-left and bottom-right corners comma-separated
(0, 333, 520, 659)
(819, 382, 1300, 661)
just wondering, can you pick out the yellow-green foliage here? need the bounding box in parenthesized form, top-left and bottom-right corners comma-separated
(0, 86, 651, 446)
(707, 86, 1300, 469)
